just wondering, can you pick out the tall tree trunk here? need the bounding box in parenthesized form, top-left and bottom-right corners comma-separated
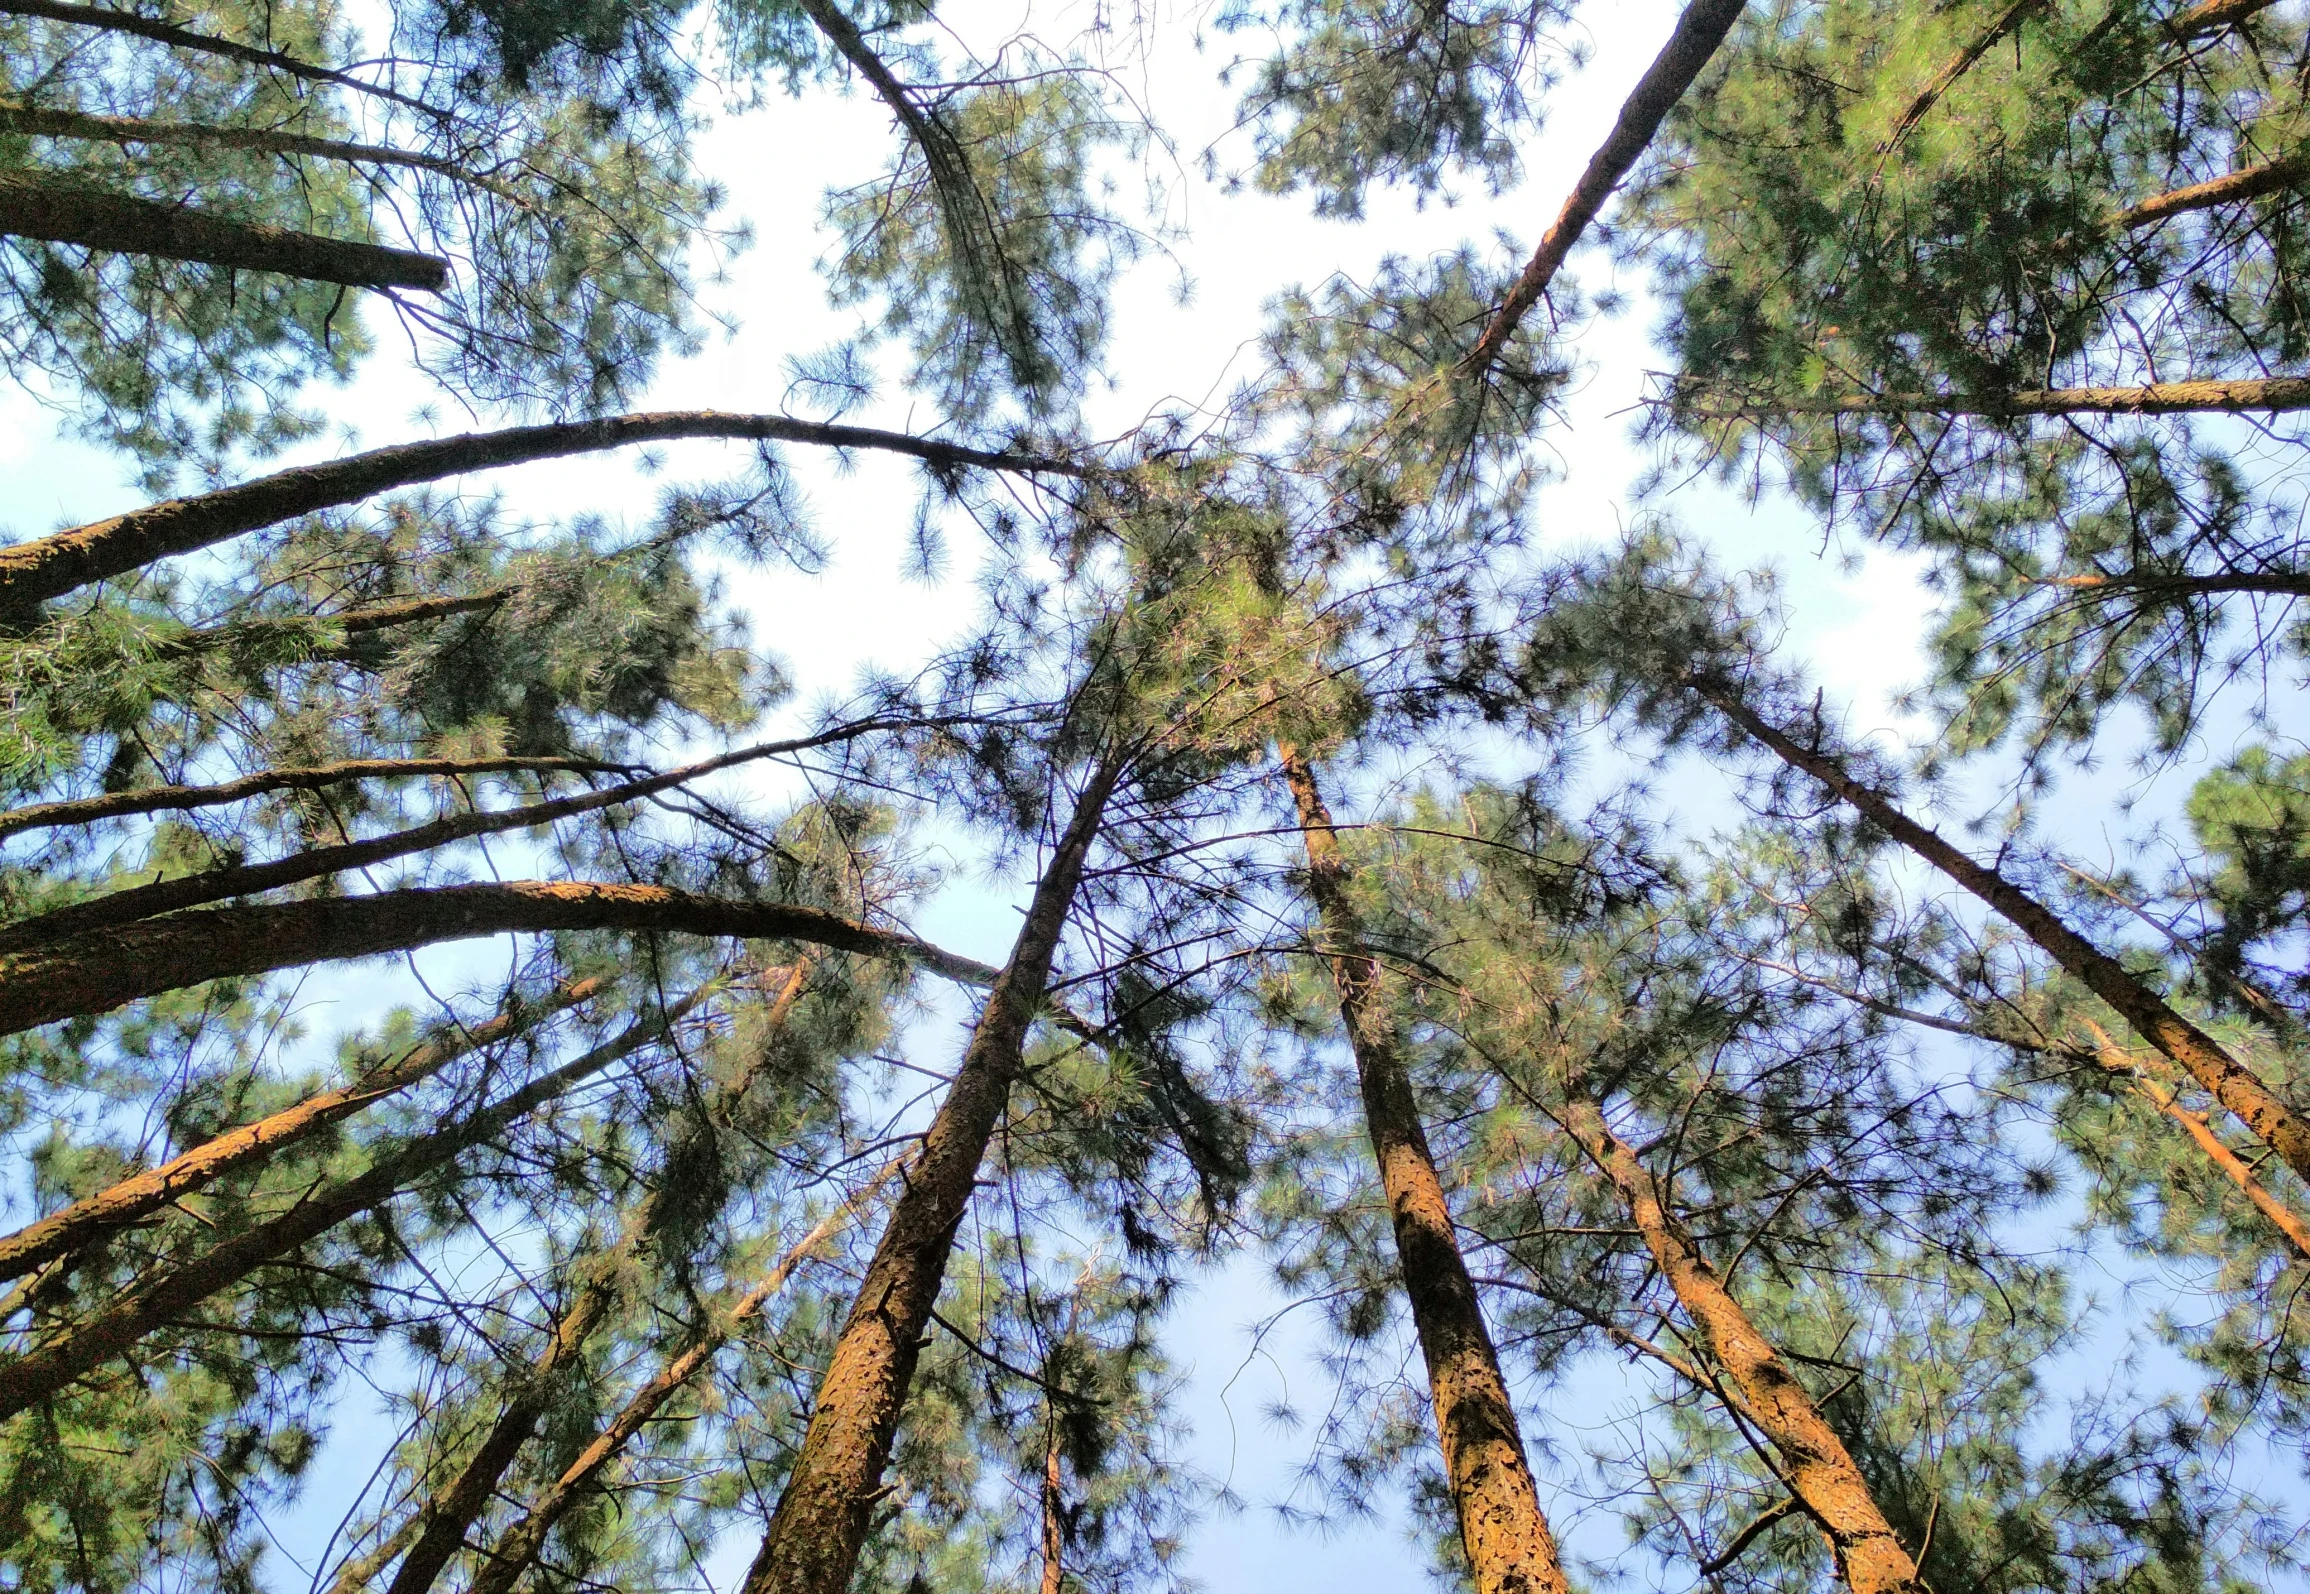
(0, 171, 450, 289)
(0, 414, 1077, 616)
(0, 878, 998, 1039)
(1464, 0, 1747, 379)
(1280, 748, 1569, 1594)
(0, 991, 701, 1421)
(1039, 1412, 1067, 1594)
(1695, 678, 2310, 1187)
(463, 1162, 898, 1594)
(1684, 374, 2310, 417)
(1557, 1098, 1925, 1594)
(0, 752, 624, 841)
(379, 961, 814, 1594)
(0, 719, 906, 953)
(737, 752, 1125, 1594)
(2117, 152, 2310, 229)
(0, 977, 605, 1284)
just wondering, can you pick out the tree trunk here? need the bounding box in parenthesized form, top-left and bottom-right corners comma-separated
(1280, 748, 1569, 1594)
(1558, 1098, 1925, 1594)
(0, 171, 451, 290)
(0, 413, 1078, 616)
(0, 977, 604, 1284)
(0, 752, 626, 841)
(0, 992, 697, 1421)
(2171, 0, 2279, 37)
(1464, 0, 1747, 379)
(1696, 678, 2310, 1187)
(737, 752, 1124, 1594)
(381, 960, 814, 1594)
(0, 719, 908, 954)
(464, 1162, 896, 1594)
(0, 0, 446, 117)
(0, 878, 999, 1039)
(1685, 374, 2310, 418)
(2118, 152, 2310, 229)
(1040, 1413, 1067, 1594)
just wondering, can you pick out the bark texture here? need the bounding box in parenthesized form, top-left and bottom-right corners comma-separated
(0, 998, 688, 1421)
(0, 411, 1079, 614)
(381, 962, 813, 1594)
(0, 976, 604, 1284)
(0, 170, 450, 289)
(1699, 679, 2310, 1188)
(737, 753, 1124, 1594)
(2118, 152, 2310, 229)
(1686, 375, 2310, 417)
(1281, 748, 1569, 1594)
(2171, 0, 2279, 36)
(1463, 0, 1747, 380)
(0, 878, 999, 1039)
(1559, 1098, 1925, 1594)
(463, 1163, 895, 1594)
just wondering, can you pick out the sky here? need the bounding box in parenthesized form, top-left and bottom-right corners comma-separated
(6, 0, 2282, 1589)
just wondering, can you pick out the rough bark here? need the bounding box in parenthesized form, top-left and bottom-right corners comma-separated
(2170, 0, 2279, 37)
(0, 412, 1080, 615)
(2079, 1020, 2310, 1261)
(380, 960, 814, 1594)
(0, 752, 626, 841)
(0, 996, 691, 1421)
(1697, 678, 2310, 1188)
(464, 1162, 896, 1594)
(1558, 1098, 1924, 1594)
(0, 0, 447, 118)
(0, 171, 451, 290)
(0, 878, 1000, 1040)
(1040, 1413, 1068, 1594)
(1463, 0, 1747, 381)
(737, 752, 1124, 1594)
(0, 720, 910, 953)
(1280, 748, 1568, 1594)
(2118, 151, 2310, 228)
(1683, 374, 2310, 418)
(0, 976, 605, 1285)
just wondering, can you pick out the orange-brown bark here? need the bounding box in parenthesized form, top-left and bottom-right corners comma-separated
(2118, 152, 2310, 228)
(1700, 680, 2310, 1189)
(0, 878, 998, 1039)
(0, 995, 692, 1421)
(1559, 1099, 1924, 1594)
(1464, 0, 1746, 381)
(0, 976, 604, 1284)
(1040, 1414, 1068, 1594)
(1281, 749, 1568, 1594)
(463, 1162, 896, 1594)
(737, 753, 1124, 1594)
(380, 962, 814, 1594)
(1685, 374, 2310, 417)
(2171, 0, 2279, 36)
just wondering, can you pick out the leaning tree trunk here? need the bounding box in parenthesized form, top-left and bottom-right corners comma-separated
(462, 1161, 898, 1594)
(1697, 678, 2310, 1190)
(0, 976, 604, 1284)
(380, 962, 814, 1594)
(1558, 1098, 1925, 1594)
(0, 991, 702, 1421)
(0, 877, 997, 1039)
(737, 752, 1125, 1594)
(1281, 748, 1569, 1594)
(0, 171, 450, 288)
